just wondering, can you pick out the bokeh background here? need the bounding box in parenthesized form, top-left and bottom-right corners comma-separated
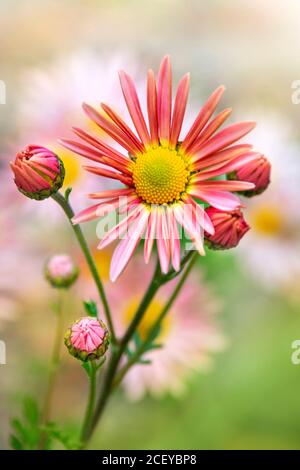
(1, 0, 300, 450)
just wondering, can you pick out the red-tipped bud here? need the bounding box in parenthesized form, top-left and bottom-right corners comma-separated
(205, 207, 250, 250)
(45, 254, 79, 289)
(10, 145, 65, 200)
(228, 153, 271, 197)
(64, 317, 110, 362)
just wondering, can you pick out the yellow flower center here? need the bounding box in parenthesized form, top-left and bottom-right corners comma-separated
(250, 204, 283, 236)
(124, 297, 171, 341)
(132, 147, 189, 205)
(52, 147, 83, 187)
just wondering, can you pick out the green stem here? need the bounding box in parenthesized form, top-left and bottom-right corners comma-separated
(51, 191, 116, 344)
(80, 361, 97, 446)
(85, 261, 163, 442)
(38, 290, 65, 449)
(114, 252, 198, 387)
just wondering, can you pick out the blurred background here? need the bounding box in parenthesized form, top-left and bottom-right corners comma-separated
(1, 0, 300, 450)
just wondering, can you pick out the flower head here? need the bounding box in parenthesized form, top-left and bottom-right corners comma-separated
(229, 153, 271, 196)
(10, 145, 64, 200)
(64, 316, 109, 362)
(61, 55, 260, 280)
(45, 254, 79, 289)
(204, 207, 250, 250)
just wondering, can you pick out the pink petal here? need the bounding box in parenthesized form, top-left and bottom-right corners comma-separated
(110, 210, 149, 281)
(147, 69, 159, 146)
(189, 108, 232, 153)
(170, 73, 190, 148)
(101, 103, 144, 152)
(181, 85, 225, 152)
(168, 209, 181, 272)
(192, 121, 256, 162)
(189, 188, 241, 211)
(119, 70, 150, 146)
(192, 180, 255, 191)
(144, 209, 157, 264)
(173, 203, 205, 255)
(156, 209, 170, 274)
(83, 103, 142, 155)
(157, 55, 172, 145)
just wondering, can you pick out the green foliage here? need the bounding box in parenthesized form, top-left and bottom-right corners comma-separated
(10, 396, 40, 450)
(83, 300, 98, 318)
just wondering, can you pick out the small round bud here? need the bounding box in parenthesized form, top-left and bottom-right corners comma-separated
(10, 145, 65, 200)
(64, 317, 109, 362)
(228, 153, 271, 197)
(45, 254, 79, 289)
(205, 207, 250, 250)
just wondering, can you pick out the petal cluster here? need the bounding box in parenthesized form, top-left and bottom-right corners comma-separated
(204, 207, 250, 250)
(11, 145, 65, 200)
(65, 317, 109, 362)
(60, 56, 269, 280)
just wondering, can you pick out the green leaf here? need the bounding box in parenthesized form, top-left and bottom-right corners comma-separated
(83, 300, 98, 318)
(23, 396, 39, 426)
(44, 423, 81, 450)
(10, 434, 23, 450)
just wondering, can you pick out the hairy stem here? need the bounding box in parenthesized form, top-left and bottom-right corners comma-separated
(80, 361, 97, 446)
(51, 191, 116, 344)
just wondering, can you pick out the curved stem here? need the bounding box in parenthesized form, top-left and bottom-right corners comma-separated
(38, 290, 65, 449)
(113, 252, 198, 387)
(51, 191, 116, 344)
(80, 361, 97, 446)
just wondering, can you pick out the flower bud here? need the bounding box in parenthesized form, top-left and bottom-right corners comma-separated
(64, 317, 109, 362)
(228, 153, 271, 196)
(45, 254, 79, 289)
(10, 145, 65, 200)
(205, 207, 250, 250)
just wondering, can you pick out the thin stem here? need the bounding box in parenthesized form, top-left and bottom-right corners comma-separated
(51, 192, 116, 344)
(38, 290, 65, 449)
(80, 361, 97, 446)
(85, 261, 163, 442)
(114, 252, 198, 387)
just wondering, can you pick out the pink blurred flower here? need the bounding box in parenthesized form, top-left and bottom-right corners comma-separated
(65, 55, 259, 281)
(108, 257, 225, 400)
(45, 254, 79, 289)
(204, 207, 250, 250)
(10, 145, 64, 200)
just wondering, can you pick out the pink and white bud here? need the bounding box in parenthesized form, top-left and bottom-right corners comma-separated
(64, 317, 109, 362)
(10, 145, 65, 200)
(228, 153, 271, 196)
(45, 254, 79, 289)
(205, 207, 250, 250)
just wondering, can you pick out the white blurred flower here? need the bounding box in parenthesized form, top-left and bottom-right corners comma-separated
(237, 113, 300, 290)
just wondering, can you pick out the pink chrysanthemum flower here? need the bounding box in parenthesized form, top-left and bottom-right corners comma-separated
(204, 207, 250, 250)
(61, 56, 259, 280)
(45, 254, 79, 289)
(65, 316, 109, 362)
(10, 145, 65, 200)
